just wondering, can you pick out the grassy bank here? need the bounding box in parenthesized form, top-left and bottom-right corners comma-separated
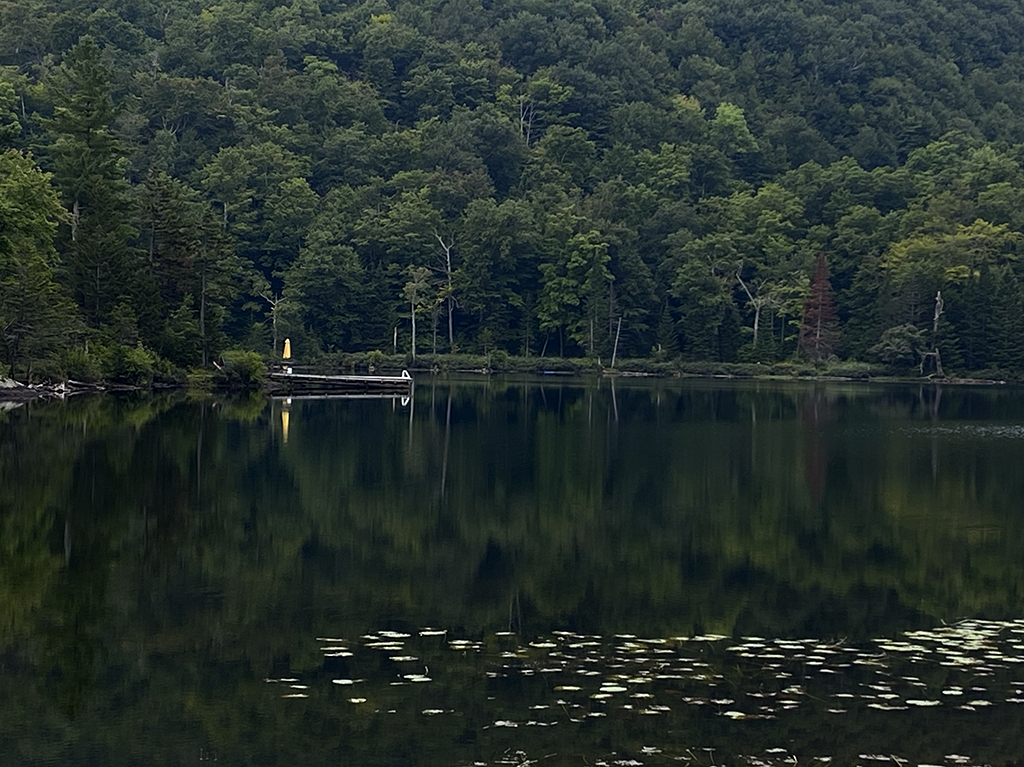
(3, 353, 1017, 404)
(290, 352, 1022, 384)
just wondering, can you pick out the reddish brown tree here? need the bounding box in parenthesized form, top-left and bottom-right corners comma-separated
(799, 253, 840, 362)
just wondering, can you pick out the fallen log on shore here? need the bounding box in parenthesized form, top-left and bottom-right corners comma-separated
(0, 377, 110, 401)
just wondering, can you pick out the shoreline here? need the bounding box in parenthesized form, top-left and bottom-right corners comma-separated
(1, 361, 1015, 404)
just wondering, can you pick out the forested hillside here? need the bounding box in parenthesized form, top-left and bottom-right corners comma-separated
(3, 0, 1024, 378)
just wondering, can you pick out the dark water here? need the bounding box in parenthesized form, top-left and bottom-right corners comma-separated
(3, 378, 1024, 766)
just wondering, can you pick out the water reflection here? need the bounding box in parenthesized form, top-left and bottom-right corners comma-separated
(260, 618, 1024, 766)
(2, 379, 1024, 764)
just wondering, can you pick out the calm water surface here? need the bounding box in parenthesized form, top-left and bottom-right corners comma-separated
(3, 377, 1024, 766)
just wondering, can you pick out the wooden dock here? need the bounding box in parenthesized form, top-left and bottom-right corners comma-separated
(268, 371, 413, 395)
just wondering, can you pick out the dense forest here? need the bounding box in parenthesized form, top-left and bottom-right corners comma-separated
(3, 0, 1024, 379)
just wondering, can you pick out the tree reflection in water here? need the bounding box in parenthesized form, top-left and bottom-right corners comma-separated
(2, 379, 1024, 764)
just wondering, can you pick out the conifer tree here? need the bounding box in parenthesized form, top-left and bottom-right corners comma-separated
(799, 253, 840, 363)
(45, 37, 137, 326)
(989, 268, 1024, 371)
(654, 303, 680, 358)
(138, 172, 243, 366)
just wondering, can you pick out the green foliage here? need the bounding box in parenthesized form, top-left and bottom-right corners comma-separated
(6, 0, 1024, 375)
(488, 348, 509, 370)
(871, 324, 927, 370)
(0, 80, 21, 145)
(138, 172, 246, 366)
(216, 349, 266, 388)
(104, 342, 158, 386)
(186, 367, 215, 390)
(45, 37, 138, 326)
(0, 150, 75, 379)
(401, 264, 433, 358)
(62, 346, 102, 382)
(819, 360, 885, 379)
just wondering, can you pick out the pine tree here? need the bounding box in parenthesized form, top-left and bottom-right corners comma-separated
(654, 303, 680, 358)
(137, 172, 243, 366)
(952, 270, 992, 371)
(44, 37, 138, 326)
(799, 253, 840, 363)
(989, 268, 1024, 371)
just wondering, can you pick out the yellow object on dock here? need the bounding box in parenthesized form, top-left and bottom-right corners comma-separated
(283, 338, 292, 359)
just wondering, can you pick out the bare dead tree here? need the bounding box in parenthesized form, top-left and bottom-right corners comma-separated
(736, 270, 781, 349)
(434, 233, 456, 351)
(258, 290, 284, 356)
(519, 95, 535, 145)
(919, 290, 945, 377)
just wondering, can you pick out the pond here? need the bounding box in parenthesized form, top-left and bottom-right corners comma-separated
(3, 377, 1024, 766)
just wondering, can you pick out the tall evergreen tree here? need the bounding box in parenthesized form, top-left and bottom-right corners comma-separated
(45, 37, 137, 326)
(137, 172, 243, 366)
(989, 268, 1024, 371)
(799, 253, 840, 362)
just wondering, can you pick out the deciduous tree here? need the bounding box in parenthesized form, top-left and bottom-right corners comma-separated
(0, 150, 76, 377)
